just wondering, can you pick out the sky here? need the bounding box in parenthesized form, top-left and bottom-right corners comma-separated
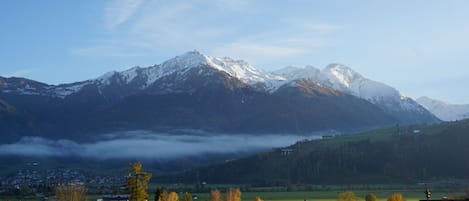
(1, 0, 469, 104)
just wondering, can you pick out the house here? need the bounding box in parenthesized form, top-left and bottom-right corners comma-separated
(280, 148, 294, 156)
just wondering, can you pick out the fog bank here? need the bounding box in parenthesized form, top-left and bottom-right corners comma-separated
(0, 132, 320, 159)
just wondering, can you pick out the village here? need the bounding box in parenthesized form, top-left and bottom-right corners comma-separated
(0, 167, 125, 198)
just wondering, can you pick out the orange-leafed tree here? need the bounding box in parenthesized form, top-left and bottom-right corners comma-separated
(156, 189, 169, 201)
(168, 192, 179, 201)
(387, 193, 405, 201)
(337, 191, 360, 201)
(210, 189, 222, 201)
(225, 188, 241, 201)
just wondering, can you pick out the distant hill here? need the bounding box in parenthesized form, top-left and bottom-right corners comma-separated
(162, 119, 469, 184)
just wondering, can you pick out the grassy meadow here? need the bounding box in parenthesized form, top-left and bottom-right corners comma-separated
(0, 185, 465, 201)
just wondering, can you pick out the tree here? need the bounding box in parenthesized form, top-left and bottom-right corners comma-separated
(366, 193, 378, 201)
(168, 192, 179, 201)
(210, 189, 222, 201)
(183, 192, 193, 201)
(253, 196, 264, 201)
(337, 191, 360, 201)
(155, 188, 168, 201)
(225, 188, 241, 201)
(126, 162, 152, 201)
(55, 184, 87, 201)
(156, 189, 169, 201)
(387, 193, 404, 201)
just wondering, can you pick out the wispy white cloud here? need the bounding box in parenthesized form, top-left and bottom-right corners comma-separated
(75, 0, 342, 70)
(104, 0, 145, 30)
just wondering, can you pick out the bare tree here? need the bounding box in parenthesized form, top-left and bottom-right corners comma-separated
(55, 183, 87, 201)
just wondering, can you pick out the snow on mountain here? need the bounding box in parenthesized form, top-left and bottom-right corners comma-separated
(417, 96, 469, 121)
(93, 50, 286, 91)
(273, 64, 400, 99)
(53, 81, 91, 98)
(0, 51, 445, 125)
(273, 64, 429, 114)
(273, 65, 322, 82)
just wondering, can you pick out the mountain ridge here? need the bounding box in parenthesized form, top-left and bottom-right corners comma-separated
(0, 51, 440, 142)
(417, 96, 469, 121)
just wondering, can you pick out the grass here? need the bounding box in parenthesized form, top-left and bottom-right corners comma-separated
(191, 190, 464, 201)
(0, 187, 464, 201)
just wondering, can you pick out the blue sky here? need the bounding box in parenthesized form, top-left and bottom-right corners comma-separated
(1, 0, 469, 103)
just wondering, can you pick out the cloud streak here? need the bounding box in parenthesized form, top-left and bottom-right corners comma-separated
(0, 132, 319, 159)
(104, 0, 145, 30)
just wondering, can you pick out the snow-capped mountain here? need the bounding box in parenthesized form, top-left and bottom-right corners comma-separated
(272, 64, 439, 124)
(94, 51, 286, 92)
(417, 96, 469, 121)
(0, 51, 441, 141)
(274, 64, 409, 106)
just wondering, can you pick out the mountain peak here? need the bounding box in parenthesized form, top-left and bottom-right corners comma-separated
(323, 63, 363, 83)
(161, 50, 211, 70)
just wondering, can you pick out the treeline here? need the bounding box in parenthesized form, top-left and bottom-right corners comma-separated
(337, 191, 405, 201)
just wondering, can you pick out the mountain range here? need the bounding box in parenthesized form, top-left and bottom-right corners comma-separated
(417, 96, 469, 121)
(0, 51, 439, 142)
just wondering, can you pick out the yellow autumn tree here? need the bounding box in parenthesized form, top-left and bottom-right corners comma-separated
(366, 193, 378, 201)
(253, 196, 264, 201)
(126, 162, 152, 201)
(183, 192, 193, 201)
(55, 184, 88, 201)
(387, 193, 404, 201)
(156, 189, 169, 201)
(337, 191, 360, 201)
(225, 188, 241, 201)
(210, 189, 222, 201)
(168, 192, 179, 201)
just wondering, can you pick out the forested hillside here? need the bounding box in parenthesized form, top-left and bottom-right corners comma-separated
(164, 120, 469, 184)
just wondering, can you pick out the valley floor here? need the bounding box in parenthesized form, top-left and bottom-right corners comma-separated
(1, 186, 464, 201)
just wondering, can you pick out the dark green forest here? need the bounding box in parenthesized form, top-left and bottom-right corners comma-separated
(162, 119, 469, 184)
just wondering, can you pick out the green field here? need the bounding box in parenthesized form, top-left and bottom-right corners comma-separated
(190, 190, 462, 201)
(1, 188, 464, 201)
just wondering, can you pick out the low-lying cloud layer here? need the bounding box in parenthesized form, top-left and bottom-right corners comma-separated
(0, 131, 319, 159)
